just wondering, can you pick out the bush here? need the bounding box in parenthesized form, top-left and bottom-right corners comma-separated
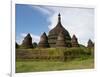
(16, 47, 94, 61)
(63, 48, 91, 61)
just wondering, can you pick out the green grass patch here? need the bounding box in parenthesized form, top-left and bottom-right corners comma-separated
(16, 47, 94, 73)
(16, 57, 94, 73)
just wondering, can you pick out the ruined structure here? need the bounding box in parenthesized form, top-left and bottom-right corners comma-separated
(71, 35, 79, 47)
(48, 13, 71, 47)
(56, 31, 67, 47)
(21, 33, 33, 48)
(20, 14, 94, 48)
(87, 39, 94, 48)
(38, 32, 49, 48)
(16, 42, 19, 48)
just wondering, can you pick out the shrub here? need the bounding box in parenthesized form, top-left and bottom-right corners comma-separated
(16, 47, 94, 61)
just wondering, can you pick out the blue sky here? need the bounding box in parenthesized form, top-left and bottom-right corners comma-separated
(16, 4, 94, 46)
(16, 4, 53, 44)
(16, 4, 50, 37)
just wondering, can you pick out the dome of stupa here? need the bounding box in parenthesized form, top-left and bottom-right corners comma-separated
(48, 13, 71, 47)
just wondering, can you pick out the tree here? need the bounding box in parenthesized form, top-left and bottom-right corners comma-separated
(33, 42, 38, 48)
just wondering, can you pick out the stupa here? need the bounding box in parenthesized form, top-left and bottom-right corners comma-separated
(38, 32, 49, 48)
(48, 13, 71, 47)
(87, 39, 94, 48)
(21, 33, 33, 48)
(71, 35, 79, 47)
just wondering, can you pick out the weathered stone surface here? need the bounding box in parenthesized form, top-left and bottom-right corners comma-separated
(38, 32, 49, 48)
(56, 31, 67, 47)
(21, 33, 33, 48)
(71, 35, 79, 47)
(87, 39, 94, 48)
(48, 13, 71, 47)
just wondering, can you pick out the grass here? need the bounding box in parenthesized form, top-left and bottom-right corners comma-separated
(16, 57, 94, 73)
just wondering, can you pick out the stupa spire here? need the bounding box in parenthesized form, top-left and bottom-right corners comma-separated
(58, 13, 61, 23)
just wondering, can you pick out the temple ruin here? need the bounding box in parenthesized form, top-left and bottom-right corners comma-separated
(87, 39, 94, 48)
(21, 33, 33, 48)
(38, 32, 49, 48)
(48, 13, 71, 47)
(71, 35, 79, 47)
(19, 14, 94, 48)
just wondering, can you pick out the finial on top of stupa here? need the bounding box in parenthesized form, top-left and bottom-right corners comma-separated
(27, 33, 31, 37)
(58, 13, 61, 23)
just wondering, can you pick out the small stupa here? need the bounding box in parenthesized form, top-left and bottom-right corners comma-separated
(21, 33, 33, 48)
(87, 39, 94, 48)
(71, 35, 79, 47)
(38, 32, 49, 48)
(56, 31, 67, 47)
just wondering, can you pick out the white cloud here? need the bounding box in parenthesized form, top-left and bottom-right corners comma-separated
(16, 33, 40, 45)
(16, 36, 23, 45)
(32, 5, 53, 15)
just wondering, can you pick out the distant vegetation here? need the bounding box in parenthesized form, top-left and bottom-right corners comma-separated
(16, 47, 94, 61)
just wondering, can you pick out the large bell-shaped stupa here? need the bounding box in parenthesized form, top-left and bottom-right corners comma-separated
(48, 13, 71, 47)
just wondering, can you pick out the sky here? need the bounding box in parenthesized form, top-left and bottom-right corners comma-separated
(16, 4, 94, 46)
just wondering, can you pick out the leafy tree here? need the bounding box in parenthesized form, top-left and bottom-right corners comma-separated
(33, 42, 38, 48)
